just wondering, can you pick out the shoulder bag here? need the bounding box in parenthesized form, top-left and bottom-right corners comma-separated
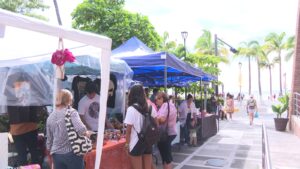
(65, 108, 92, 156)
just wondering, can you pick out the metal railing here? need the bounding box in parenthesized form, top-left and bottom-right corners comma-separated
(262, 123, 272, 169)
(294, 92, 300, 117)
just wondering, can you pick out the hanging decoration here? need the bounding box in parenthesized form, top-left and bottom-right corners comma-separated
(51, 48, 75, 66)
(51, 38, 75, 79)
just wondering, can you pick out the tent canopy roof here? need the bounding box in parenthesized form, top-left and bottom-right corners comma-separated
(112, 36, 154, 57)
(0, 9, 112, 169)
(112, 37, 216, 86)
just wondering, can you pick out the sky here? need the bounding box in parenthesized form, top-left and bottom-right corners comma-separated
(44, 0, 299, 98)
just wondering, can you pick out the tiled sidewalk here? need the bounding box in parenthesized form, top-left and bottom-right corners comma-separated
(155, 100, 300, 169)
(170, 118, 262, 169)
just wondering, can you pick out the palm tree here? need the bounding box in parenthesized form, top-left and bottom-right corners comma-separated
(194, 29, 229, 75)
(236, 41, 258, 95)
(284, 36, 295, 61)
(194, 29, 229, 95)
(160, 31, 177, 52)
(251, 42, 266, 96)
(265, 32, 286, 96)
(258, 46, 274, 98)
(195, 30, 214, 55)
(195, 29, 228, 56)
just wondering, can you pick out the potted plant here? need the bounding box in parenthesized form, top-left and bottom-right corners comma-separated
(271, 94, 289, 131)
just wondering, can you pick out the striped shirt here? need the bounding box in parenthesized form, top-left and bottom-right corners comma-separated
(46, 107, 87, 155)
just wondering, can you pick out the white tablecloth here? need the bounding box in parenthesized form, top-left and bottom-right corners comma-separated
(0, 132, 8, 168)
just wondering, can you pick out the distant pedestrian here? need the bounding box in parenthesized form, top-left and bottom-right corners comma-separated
(209, 93, 217, 114)
(150, 88, 159, 103)
(225, 94, 234, 120)
(247, 94, 257, 126)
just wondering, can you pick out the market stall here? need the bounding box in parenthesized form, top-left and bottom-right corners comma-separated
(112, 37, 216, 87)
(0, 9, 112, 169)
(84, 139, 131, 169)
(112, 37, 217, 146)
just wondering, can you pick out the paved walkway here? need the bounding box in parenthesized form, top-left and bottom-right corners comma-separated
(155, 100, 300, 169)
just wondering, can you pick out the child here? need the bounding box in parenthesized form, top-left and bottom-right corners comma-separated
(189, 114, 197, 146)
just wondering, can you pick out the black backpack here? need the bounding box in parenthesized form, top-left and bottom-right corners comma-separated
(132, 104, 160, 146)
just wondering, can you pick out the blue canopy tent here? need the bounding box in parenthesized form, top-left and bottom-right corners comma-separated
(112, 36, 216, 87)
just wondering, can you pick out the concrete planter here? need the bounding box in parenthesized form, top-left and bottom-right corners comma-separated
(274, 118, 289, 131)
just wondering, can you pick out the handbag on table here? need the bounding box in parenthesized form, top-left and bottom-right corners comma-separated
(65, 108, 92, 156)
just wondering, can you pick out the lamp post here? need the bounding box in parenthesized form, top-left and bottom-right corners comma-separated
(283, 72, 286, 94)
(214, 34, 238, 95)
(239, 62, 242, 95)
(181, 31, 188, 60)
(181, 31, 188, 99)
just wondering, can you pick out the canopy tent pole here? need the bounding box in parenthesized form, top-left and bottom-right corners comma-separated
(163, 53, 167, 92)
(200, 79, 203, 111)
(203, 81, 208, 111)
(95, 50, 111, 169)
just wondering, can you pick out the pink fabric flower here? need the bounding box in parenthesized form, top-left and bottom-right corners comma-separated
(51, 48, 75, 66)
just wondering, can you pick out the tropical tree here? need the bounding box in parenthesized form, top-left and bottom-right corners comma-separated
(265, 32, 287, 96)
(284, 35, 295, 61)
(193, 29, 230, 95)
(0, 0, 49, 20)
(71, 0, 161, 50)
(160, 31, 177, 52)
(189, 53, 228, 76)
(251, 42, 265, 96)
(259, 45, 275, 98)
(194, 29, 228, 56)
(195, 29, 214, 55)
(236, 40, 259, 95)
(194, 30, 230, 74)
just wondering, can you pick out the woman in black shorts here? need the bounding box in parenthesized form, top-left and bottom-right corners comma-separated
(124, 85, 157, 169)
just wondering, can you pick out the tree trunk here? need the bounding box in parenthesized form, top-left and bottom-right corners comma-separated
(279, 50, 282, 96)
(269, 65, 273, 99)
(257, 58, 262, 96)
(248, 56, 252, 95)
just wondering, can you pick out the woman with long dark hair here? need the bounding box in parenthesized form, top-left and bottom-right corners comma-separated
(124, 84, 157, 169)
(155, 92, 177, 169)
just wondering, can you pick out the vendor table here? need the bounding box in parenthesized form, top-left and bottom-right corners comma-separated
(84, 138, 132, 169)
(200, 114, 217, 139)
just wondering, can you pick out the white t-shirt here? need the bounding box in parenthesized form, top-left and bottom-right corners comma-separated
(78, 94, 100, 131)
(124, 105, 157, 152)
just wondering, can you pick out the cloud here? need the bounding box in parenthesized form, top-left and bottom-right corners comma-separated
(125, 0, 298, 48)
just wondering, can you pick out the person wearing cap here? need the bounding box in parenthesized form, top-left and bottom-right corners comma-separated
(247, 94, 257, 126)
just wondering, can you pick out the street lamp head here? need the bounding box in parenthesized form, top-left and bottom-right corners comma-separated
(230, 47, 238, 54)
(181, 31, 188, 40)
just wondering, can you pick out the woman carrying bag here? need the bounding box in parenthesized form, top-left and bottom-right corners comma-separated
(124, 84, 158, 169)
(46, 89, 91, 169)
(155, 92, 177, 169)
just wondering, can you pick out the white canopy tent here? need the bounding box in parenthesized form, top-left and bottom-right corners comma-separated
(0, 9, 111, 169)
